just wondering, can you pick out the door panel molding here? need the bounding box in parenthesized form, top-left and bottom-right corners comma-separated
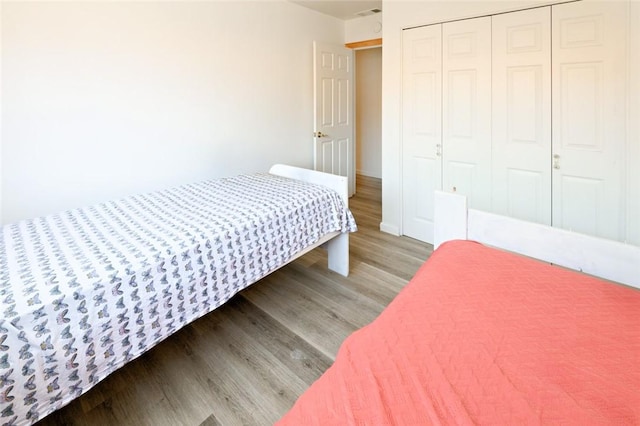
(313, 42, 355, 196)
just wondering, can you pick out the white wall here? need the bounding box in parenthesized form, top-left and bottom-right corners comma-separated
(1, 1, 344, 223)
(0, 1, 3, 225)
(380, 0, 639, 242)
(345, 13, 382, 44)
(628, 0, 640, 246)
(355, 48, 382, 179)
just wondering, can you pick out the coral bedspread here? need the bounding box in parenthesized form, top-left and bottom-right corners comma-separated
(278, 240, 640, 425)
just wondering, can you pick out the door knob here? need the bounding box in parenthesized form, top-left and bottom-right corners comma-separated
(314, 131, 329, 138)
(553, 154, 560, 170)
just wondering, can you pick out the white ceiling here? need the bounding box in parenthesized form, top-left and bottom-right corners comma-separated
(289, 0, 382, 21)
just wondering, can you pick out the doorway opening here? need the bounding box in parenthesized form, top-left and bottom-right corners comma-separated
(355, 46, 382, 205)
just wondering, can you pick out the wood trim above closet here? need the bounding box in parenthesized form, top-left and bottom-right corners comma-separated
(345, 38, 382, 49)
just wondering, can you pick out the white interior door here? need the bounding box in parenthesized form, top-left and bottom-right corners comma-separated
(401, 24, 442, 243)
(552, 1, 627, 241)
(313, 41, 355, 196)
(442, 17, 492, 211)
(492, 7, 551, 225)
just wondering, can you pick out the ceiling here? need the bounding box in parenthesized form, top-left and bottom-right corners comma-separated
(289, 0, 382, 21)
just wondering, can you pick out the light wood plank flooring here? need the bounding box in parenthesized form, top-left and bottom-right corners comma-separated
(37, 175, 432, 426)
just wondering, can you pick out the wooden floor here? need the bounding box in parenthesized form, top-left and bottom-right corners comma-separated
(38, 176, 432, 426)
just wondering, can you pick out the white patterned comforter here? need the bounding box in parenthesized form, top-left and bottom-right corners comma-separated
(0, 173, 357, 425)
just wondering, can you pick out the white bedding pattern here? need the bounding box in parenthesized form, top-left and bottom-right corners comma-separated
(0, 173, 356, 425)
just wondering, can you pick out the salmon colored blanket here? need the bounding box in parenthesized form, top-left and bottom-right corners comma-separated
(278, 240, 640, 425)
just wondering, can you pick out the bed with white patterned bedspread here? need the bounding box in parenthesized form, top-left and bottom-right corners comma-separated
(0, 172, 357, 425)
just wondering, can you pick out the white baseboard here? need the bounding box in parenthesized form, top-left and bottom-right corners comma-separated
(379, 222, 400, 236)
(356, 169, 382, 179)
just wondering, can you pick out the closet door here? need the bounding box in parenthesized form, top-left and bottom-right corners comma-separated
(492, 7, 551, 224)
(552, 1, 627, 241)
(442, 17, 492, 211)
(402, 24, 442, 243)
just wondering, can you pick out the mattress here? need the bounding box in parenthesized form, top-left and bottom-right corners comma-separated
(0, 173, 356, 425)
(278, 240, 640, 425)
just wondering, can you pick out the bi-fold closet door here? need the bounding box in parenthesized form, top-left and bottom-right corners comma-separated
(551, 1, 627, 241)
(402, 1, 628, 245)
(495, 2, 628, 240)
(442, 17, 492, 213)
(492, 7, 552, 225)
(401, 17, 491, 243)
(401, 24, 442, 243)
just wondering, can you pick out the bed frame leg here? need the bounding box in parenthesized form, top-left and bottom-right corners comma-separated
(326, 233, 349, 277)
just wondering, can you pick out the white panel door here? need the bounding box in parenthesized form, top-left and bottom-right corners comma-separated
(401, 24, 442, 243)
(313, 42, 355, 196)
(492, 7, 551, 224)
(552, 1, 627, 241)
(442, 17, 492, 211)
